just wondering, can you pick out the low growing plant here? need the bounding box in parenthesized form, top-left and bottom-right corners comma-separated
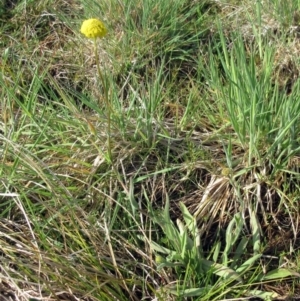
(148, 197, 299, 300)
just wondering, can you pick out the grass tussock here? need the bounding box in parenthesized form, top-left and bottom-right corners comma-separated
(1, 0, 300, 300)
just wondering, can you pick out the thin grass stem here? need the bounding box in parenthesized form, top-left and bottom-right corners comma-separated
(94, 39, 112, 163)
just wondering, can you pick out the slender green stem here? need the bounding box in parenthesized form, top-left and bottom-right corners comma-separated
(93, 39, 112, 162)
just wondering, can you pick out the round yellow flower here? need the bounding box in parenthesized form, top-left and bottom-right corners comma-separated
(155, 254, 165, 264)
(80, 18, 107, 39)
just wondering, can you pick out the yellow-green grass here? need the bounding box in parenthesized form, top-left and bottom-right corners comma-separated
(1, 0, 300, 300)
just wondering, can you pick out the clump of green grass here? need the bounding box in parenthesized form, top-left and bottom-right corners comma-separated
(1, 0, 300, 301)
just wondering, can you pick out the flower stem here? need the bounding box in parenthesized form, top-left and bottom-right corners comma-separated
(94, 39, 112, 163)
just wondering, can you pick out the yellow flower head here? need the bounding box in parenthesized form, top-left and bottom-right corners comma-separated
(80, 18, 107, 39)
(155, 254, 165, 264)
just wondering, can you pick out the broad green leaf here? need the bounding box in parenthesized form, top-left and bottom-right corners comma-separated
(150, 241, 174, 255)
(201, 259, 242, 282)
(246, 289, 279, 300)
(236, 254, 261, 274)
(250, 209, 261, 254)
(163, 195, 171, 225)
(223, 213, 243, 264)
(157, 261, 183, 271)
(230, 236, 248, 269)
(167, 252, 182, 262)
(179, 224, 188, 259)
(168, 286, 211, 297)
(162, 196, 181, 249)
(176, 219, 194, 252)
(213, 240, 221, 263)
(260, 268, 300, 281)
(180, 202, 197, 234)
